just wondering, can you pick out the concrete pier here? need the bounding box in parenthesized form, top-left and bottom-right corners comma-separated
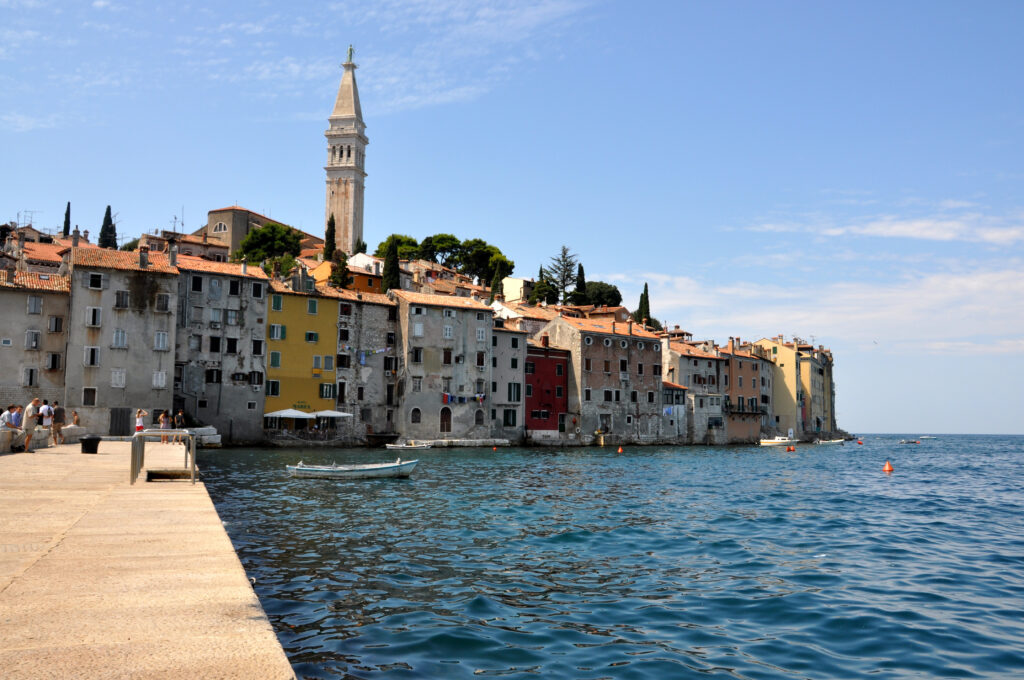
(0, 441, 295, 679)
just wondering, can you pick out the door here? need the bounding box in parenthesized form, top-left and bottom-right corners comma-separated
(109, 407, 132, 436)
(440, 407, 452, 433)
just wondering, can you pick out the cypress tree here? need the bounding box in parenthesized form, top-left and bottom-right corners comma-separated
(633, 282, 651, 326)
(569, 263, 588, 305)
(98, 205, 117, 249)
(488, 270, 504, 303)
(324, 213, 336, 262)
(381, 239, 400, 293)
(63, 202, 71, 237)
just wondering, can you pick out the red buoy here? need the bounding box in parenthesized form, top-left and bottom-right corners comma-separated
(857, 440, 863, 445)
(883, 460, 894, 473)
(617, 446, 623, 453)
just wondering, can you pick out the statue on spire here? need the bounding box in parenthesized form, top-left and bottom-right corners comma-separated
(346, 44, 355, 64)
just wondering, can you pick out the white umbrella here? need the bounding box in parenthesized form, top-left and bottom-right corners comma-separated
(314, 410, 352, 418)
(264, 408, 315, 419)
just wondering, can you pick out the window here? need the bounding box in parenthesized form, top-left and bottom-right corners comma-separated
(205, 369, 222, 383)
(213, 221, 228, 233)
(476, 328, 486, 342)
(412, 322, 424, 337)
(226, 338, 238, 354)
(507, 382, 522, 402)
(307, 332, 320, 343)
(226, 310, 238, 325)
(266, 380, 280, 396)
(339, 328, 350, 342)
(411, 408, 421, 424)
(648, 391, 655, 403)
(492, 356, 497, 368)
(511, 357, 518, 369)
(620, 359, 628, 372)
(114, 290, 130, 309)
(313, 355, 322, 369)
(307, 299, 318, 314)
(525, 362, 535, 374)
(604, 390, 613, 402)
(615, 390, 621, 402)
(443, 348, 452, 365)
(584, 358, 591, 372)
(412, 377, 422, 392)
(442, 378, 451, 392)
(209, 336, 221, 353)
(556, 385, 563, 398)
(585, 388, 591, 401)
(412, 306, 424, 315)
(46, 316, 63, 333)
(25, 330, 41, 349)
(477, 351, 486, 367)
(358, 386, 364, 400)
(198, 399, 208, 408)
(250, 371, 263, 386)
(23, 367, 38, 387)
(503, 409, 517, 427)
(319, 383, 335, 399)
(339, 303, 352, 317)
(511, 337, 519, 349)
(339, 354, 351, 368)
(191, 276, 203, 293)
(84, 346, 100, 366)
(253, 281, 266, 299)
(739, 376, 743, 387)
(631, 390, 638, 403)
(247, 402, 257, 410)
(604, 360, 611, 373)
(209, 308, 222, 324)
(189, 334, 200, 351)
(637, 363, 644, 376)
(155, 294, 170, 312)
(584, 336, 593, 346)
(27, 295, 42, 314)
(269, 324, 286, 339)
(270, 351, 281, 368)
(387, 332, 396, 346)
(556, 363, 564, 376)
(526, 384, 533, 397)
(229, 279, 240, 296)
(153, 370, 167, 389)
(412, 347, 423, 363)
(443, 308, 456, 318)
(88, 273, 103, 289)
(86, 307, 102, 327)
(46, 353, 61, 370)
(111, 368, 126, 387)
(653, 364, 661, 376)
(83, 387, 97, 406)
(443, 325, 453, 339)
(252, 339, 264, 356)
(603, 338, 612, 347)
(271, 294, 283, 311)
(154, 331, 169, 351)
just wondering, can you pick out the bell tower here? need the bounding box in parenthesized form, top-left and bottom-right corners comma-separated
(325, 45, 367, 255)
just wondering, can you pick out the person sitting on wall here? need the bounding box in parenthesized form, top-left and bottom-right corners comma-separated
(1, 405, 27, 452)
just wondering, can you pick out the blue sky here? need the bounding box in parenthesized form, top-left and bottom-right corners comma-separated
(3, 1, 1023, 434)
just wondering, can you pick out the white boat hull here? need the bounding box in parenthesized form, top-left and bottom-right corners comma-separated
(385, 443, 432, 450)
(760, 437, 798, 446)
(286, 459, 418, 479)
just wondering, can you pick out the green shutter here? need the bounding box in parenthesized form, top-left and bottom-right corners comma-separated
(280, 325, 286, 339)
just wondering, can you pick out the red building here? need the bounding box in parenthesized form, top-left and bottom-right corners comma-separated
(525, 336, 570, 439)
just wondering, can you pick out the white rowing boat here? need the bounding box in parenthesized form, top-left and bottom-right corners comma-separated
(286, 458, 418, 479)
(385, 440, 433, 450)
(814, 438, 845, 445)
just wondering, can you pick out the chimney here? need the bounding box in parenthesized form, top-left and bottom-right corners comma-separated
(83, 230, 89, 242)
(138, 245, 149, 268)
(627, 319, 633, 335)
(611, 321, 616, 334)
(541, 334, 549, 347)
(496, 293, 504, 303)
(641, 317, 648, 329)
(374, 261, 381, 276)
(72, 227, 80, 248)
(17, 231, 25, 250)
(202, 231, 208, 244)
(241, 256, 247, 276)
(169, 245, 178, 267)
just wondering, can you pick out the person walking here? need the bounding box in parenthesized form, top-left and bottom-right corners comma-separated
(23, 398, 40, 452)
(1, 404, 27, 452)
(159, 411, 170, 443)
(51, 401, 66, 445)
(135, 408, 149, 433)
(39, 400, 53, 447)
(173, 409, 185, 443)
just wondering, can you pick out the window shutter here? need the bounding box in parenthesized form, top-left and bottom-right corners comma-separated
(102, 273, 109, 289)
(280, 325, 286, 339)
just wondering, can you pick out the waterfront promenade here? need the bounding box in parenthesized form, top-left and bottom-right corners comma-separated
(0, 441, 294, 679)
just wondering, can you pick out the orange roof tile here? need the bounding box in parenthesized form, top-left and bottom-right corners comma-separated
(70, 247, 178, 274)
(174, 255, 268, 279)
(21, 241, 67, 263)
(669, 341, 721, 360)
(662, 380, 688, 390)
(505, 302, 561, 320)
(0, 270, 70, 293)
(314, 284, 394, 306)
(391, 289, 492, 311)
(557, 316, 661, 339)
(493, 325, 528, 334)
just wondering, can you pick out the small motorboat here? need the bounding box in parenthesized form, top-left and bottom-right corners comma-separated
(814, 438, 845, 445)
(286, 458, 418, 479)
(385, 440, 433, 450)
(919, 436, 937, 440)
(760, 436, 799, 447)
(898, 439, 920, 445)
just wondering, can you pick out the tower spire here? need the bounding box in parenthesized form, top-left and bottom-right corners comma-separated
(325, 45, 367, 255)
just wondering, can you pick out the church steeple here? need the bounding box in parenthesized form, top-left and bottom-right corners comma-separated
(325, 45, 367, 255)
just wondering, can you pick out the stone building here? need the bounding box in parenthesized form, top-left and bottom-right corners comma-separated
(139, 230, 230, 261)
(61, 247, 179, 434)
(720, 337, 767, 444)
(524, 335, 570, 444)
(0, 271, 70, 408)
(662, 339, 726, 445)
(490, 324, 527, 442)
(325, 49, 367, 255)
(538, 316, 664, 445)
(173, 254, 269, 444)
(390, 290, 494, 441)
(197, 206, 321, 258)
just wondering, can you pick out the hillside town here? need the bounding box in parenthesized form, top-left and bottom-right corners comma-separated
(0, 52, 840, 449)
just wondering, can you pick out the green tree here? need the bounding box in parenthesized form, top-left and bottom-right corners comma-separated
(324, 213, 336, 262)
(381, 239, 401, 292)
(62, 202, 71, 238)
(262, 253, 298, 278)
(568, 263, 588, 305)
(545, 245, 578, 303)
(354, 238, 367, 254)
(633, 282, 650, 321)
(487, 254, 513, 302)
(528, 268, 559, 305)
(234, 221, 301, 263)
(374, 234, 418, 260)
(120, 237, 139, 251)
(328, 250, 352, 288)
(98, 205, 117, 249)
(419, 233, 462, 265)
(584, 280, 622, 307)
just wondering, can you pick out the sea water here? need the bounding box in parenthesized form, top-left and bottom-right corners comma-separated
(202, 435, 1024, 679)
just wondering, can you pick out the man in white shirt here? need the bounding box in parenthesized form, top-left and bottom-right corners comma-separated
(23, 398, 40, 452)
(40, 400, 54, 446)
(1, 405, 27, 451)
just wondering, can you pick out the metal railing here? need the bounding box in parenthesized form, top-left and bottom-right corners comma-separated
(130, 429, 197, 485)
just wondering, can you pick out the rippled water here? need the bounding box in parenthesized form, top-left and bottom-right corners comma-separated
(202, 435, 1024, 679)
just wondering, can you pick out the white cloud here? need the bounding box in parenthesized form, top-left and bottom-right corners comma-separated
(1, 112, 61, 132)
(749, 211, 1024, 246)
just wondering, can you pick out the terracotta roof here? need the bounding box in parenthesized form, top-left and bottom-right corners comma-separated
(557, 316, 661, 339)
(315, 284, 394, 306)
(505, 302, 561, 320)
(299, 247, 323, 259)
(174, 255, 268, 279)
(52, 237, 98, 250)
(662, 380, 688, 390)
(0, 270, 70, 292)
(70, 247, 178, 274)
(21, 241, 66, 264)
(493, 325, 529, 334)
(669, 341, 721, 360)
(297, 257, 323, 271)
(391, 289, 492, 311)
(347, 264, 381, 277)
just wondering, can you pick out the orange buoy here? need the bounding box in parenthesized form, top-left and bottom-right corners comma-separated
(857, 440, 863, 445)
(492, 446, 497, 451)
(786, 445, 795, 452)
(617, 446, 623, 453)
(883, 460, 894, 473)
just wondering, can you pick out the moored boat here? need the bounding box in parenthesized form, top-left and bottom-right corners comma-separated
(760, 436, 799, 446)
(385, 440, 433, 450)
(286, 458, 418, 479)
(814, 438, 845, 445)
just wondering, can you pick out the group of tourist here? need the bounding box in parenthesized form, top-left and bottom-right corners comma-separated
(135, 408, 186, 443)
(0, 398, 76, 452)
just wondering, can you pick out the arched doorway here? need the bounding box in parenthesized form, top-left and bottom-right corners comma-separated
(474, 409, 484, 426)
(440, 407, 452, 433)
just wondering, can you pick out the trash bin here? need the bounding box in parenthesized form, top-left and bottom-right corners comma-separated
(80, 435, 101, 454)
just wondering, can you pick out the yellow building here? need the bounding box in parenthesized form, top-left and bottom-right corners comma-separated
(753, 336, 803, 438)
(265, 279, 340, 415)
(754, 336, 838, 438)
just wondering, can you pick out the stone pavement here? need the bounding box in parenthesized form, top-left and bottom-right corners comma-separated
(0, 441, 295, 679)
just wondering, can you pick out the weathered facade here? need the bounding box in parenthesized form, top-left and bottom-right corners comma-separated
(173, 254, 269, 444)
(0, 271, 69, 409)
(490, 325, 527, 443)
(662, 339, 726, 445)
(721, 338, 766, 444)
(753, 337, 805, 439)
(524, 336, 570, 444)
